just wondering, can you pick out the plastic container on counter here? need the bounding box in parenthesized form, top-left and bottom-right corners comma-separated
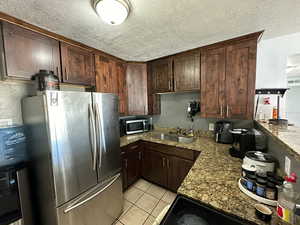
(256, 178, 267, 197)
(246, 174, 256, 192)
(256, 172, 268, 180)
(266, 181, 277, 200)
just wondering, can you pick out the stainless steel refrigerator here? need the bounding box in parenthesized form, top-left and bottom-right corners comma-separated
(22, 91, 123, 225)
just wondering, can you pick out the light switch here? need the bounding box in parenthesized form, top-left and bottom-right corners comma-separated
(209, 123, 215, 131)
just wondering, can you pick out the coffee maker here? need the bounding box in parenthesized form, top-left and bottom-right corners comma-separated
(214, 121, 233, 144)
(229, 128, 267, 158)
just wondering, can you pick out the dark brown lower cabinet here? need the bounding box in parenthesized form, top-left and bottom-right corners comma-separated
(121, 142, 142, 190)
(121, 141, 199, 192)
(142, 150, 195, 192)
(141, 141, 198, 192)
(141, 149, 168, 187)
(167, 156, 194, 192)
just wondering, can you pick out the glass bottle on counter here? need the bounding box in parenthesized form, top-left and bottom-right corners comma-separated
(277, 173, 299, 224)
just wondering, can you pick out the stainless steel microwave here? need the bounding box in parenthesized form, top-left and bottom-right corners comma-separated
(120, 118, 150, 136)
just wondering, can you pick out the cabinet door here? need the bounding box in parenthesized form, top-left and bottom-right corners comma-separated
(95, 55, 119, 93)
(148, 94, 161, 115)
(142, 149, 167, 187)
(121, 152, 128, 190)
(126, 150, 142, 187)
(117, 62, 128, 115)
(126, 63, 148, 115)
(151, 58, 173, 93)
(61, 42, 95, 85)
(167, 156, 194, 192)
(200, 47, 226, 118)
(1, 22, 61, 80)
(147, 64, 161, 115)
(225, 40, 257, 119)
(173, 51, 200, 91)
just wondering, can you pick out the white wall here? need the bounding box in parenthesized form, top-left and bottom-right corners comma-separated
(256, 32, 300, 88)
(256, 32, 300, 121)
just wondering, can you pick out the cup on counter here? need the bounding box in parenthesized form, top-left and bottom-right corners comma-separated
(255, 204, 272, 222)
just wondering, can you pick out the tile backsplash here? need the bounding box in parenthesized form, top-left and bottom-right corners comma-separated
(152, 92, 254, 131)
(0, 80, 85, 125)
(0, 80, 35, 124)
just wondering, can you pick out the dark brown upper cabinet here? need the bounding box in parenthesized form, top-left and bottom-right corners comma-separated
(95, 55, 127, 115)
(126, 63, 148, 115)
(225, 39, 257, 120)
(150, 52, 200, 94)
(0, 21, 61, 80)
(95, 55, 118, 93)
(60, 42, 95, 86)
(150, 58, 173, 93)
(173, 51, 200, 92)
(116, 62, 128, 115)
(200, 37, 259, 120)
(200, 47, 226, 118)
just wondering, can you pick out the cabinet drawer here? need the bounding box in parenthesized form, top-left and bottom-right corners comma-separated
(142, 141, 195, 161)
(121, 141, 141, 153)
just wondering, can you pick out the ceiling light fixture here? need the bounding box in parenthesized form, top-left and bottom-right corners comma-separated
(94, 0, 130, 25)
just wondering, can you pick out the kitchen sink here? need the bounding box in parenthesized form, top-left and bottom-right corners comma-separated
(151, 132, 195, 143)
(160, 195, 254, 225)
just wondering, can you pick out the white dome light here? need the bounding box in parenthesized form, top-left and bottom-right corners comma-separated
(95, 0, 129, 25)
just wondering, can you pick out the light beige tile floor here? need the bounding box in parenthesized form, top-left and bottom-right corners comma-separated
(113, 179, 177, 225)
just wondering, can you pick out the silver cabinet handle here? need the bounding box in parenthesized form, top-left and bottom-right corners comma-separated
(88, 104, 97, 171)
(64, 67, 68, 81)
(168, 80, 171, 91)
(138, 152, 142, 160)
(167, 159, 170, 168)
(227, 105, 229, 117)
(162, 157, 166, 167)
(64, 174, 120, 213)
(95, 103, 103, 169)
(220, 105, 223, 117)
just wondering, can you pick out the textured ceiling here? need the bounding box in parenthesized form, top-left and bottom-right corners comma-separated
(0, 0, 300, 61)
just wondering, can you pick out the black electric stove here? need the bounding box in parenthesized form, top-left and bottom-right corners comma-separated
(160, 195, 256, 225)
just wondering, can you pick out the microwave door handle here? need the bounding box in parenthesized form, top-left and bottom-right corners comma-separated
(143, 121, 146, 132)
(88, 104, 97, 171)
(95, 103, 103, 169)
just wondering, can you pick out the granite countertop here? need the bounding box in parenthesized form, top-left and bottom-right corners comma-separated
(256, 121, 300, 161)
(121, 131, 284, 225)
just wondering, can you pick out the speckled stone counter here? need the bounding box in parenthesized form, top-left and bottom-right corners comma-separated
(121, 131, 285, 225)
(256, 121, 300, 161)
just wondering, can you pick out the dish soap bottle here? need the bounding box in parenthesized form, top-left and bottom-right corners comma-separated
(277, 173, 298, 224)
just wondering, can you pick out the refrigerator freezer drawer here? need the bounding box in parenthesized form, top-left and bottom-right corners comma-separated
(56, 174, 123, 225)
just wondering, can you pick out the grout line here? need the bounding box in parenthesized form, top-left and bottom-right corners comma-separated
(142, 214, 153, 225)
(121, 180, 172, 224)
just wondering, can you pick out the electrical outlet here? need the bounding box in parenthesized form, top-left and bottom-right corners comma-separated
(285, 156, 291, 175)
(0, 119, 12, 127)
(209, 123, 215, 131)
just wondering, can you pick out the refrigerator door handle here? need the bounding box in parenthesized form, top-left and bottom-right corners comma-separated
(89, 104, 97, 171)
(64, 173, 121, 214)
(95, 103, 103, 169)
